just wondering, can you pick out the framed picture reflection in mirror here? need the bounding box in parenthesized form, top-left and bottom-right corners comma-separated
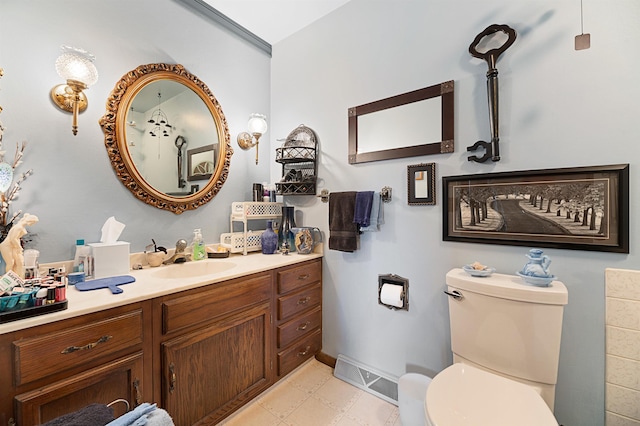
(187, 144, 216, 182)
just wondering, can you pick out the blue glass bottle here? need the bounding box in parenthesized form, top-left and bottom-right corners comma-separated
(261, 220, 278, 254)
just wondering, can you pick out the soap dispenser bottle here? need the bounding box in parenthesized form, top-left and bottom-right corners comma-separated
(73, 239, 88, 273)
(192, 229, 206, 261)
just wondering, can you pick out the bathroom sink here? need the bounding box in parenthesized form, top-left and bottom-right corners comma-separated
(151, 260, 236, 279)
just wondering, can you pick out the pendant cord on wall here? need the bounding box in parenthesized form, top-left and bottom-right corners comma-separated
(574, 0, 591, 50)
(580, 0, 585, 35)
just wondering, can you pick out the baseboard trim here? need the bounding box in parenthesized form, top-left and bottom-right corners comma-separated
(315, 351, 337, 368)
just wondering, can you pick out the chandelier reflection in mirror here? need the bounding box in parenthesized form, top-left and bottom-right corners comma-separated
(148, 92, 172, 138)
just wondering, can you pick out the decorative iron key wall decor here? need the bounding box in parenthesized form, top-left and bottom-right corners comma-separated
(467, 24, 517, 163)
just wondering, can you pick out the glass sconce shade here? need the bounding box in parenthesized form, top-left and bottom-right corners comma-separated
(247, 113, 268, 136)
(55, 45, 98, 87)
(238, 113, 267, 164)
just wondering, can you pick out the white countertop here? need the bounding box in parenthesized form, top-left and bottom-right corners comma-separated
(1, 252, 322, 334)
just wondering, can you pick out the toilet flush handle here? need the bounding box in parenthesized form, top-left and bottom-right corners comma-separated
(444, 289, 464, 300)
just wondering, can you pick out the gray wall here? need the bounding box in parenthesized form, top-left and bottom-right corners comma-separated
(0, 0, 272, 262)
(270, 1, 640, 425)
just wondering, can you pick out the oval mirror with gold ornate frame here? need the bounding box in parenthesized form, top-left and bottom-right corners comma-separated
(99, 63, 232, 214)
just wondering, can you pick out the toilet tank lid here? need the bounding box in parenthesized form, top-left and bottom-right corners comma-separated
(446, 268, 568, 305)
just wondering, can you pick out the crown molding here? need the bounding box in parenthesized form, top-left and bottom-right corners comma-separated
(175, 0, 272, 57)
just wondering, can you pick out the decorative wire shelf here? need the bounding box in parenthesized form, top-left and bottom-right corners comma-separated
(276, 146, 316, 163)
(276, 124, 318, 196)
(276, 182, 316, 195)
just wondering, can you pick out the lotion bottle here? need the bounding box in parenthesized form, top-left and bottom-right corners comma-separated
(73, 239, 85, 272)
(191, 229, 206, 261)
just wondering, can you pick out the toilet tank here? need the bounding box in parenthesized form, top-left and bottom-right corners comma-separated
(445, 268, 568, 386)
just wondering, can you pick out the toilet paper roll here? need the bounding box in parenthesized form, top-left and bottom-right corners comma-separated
(380, 283, 404, 308)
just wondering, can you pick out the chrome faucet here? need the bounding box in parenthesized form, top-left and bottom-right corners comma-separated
(163, 239, 189, 264)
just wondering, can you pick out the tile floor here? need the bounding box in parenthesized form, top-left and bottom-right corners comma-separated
(219, 359, 401, 426)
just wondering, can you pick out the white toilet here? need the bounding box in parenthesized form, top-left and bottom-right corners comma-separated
(399, 267, 568, 426)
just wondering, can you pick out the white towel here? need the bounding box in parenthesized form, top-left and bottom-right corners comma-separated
(146, 409, 174, 426)
(360, 192, 384, 232)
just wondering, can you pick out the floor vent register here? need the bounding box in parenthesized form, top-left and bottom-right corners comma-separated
(333, 354, 398, 405)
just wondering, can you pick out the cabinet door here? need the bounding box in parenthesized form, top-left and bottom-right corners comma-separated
(162, 302, 272, 425)
(14, 352, 143, 425)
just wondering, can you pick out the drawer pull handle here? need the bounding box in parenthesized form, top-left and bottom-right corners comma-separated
(297, 345, 312, 357)
(169, 363, 176, 393)
(297, 296, 311, 305)
(297, 321, 311, 331)
(61, 335, 113, 354)
(297, 274, 310, 280)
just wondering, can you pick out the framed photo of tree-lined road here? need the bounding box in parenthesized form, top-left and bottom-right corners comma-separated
(442, 164, 629, 253)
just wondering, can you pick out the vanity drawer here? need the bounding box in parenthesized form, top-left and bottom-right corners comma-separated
(13, 310, 143, 386)
(277, 260, 321, 294)
(277, 328, 322, 377)
(277, 283, 321, 321)
(277, 306, 322, 349)
(161, 272, 271, 335)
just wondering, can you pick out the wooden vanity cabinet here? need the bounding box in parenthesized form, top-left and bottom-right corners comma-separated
(0, 257, 323, 426)
(276, 258, 322, 377)
(152, 271, 274, 426)
(0, 301, 152, 426)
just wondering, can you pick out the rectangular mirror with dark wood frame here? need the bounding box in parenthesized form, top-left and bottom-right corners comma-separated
(348, 80, 454, 164)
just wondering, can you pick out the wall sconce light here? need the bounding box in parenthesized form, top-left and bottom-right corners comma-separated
(237, 113, 267, 165)
(50, 45, 98, 136)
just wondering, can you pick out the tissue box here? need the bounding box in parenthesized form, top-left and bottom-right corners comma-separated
(88, 241, 130, 279)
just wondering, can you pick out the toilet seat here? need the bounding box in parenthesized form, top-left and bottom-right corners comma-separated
(425, 363, 558, 426)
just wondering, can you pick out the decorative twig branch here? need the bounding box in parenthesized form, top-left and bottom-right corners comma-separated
(0, 67, 33, 230)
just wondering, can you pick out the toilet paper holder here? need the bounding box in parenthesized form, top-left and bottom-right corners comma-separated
(378, 274, 409, 311)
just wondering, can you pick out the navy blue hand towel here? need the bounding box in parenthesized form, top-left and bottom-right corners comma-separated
(353, 191, 375, 228)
